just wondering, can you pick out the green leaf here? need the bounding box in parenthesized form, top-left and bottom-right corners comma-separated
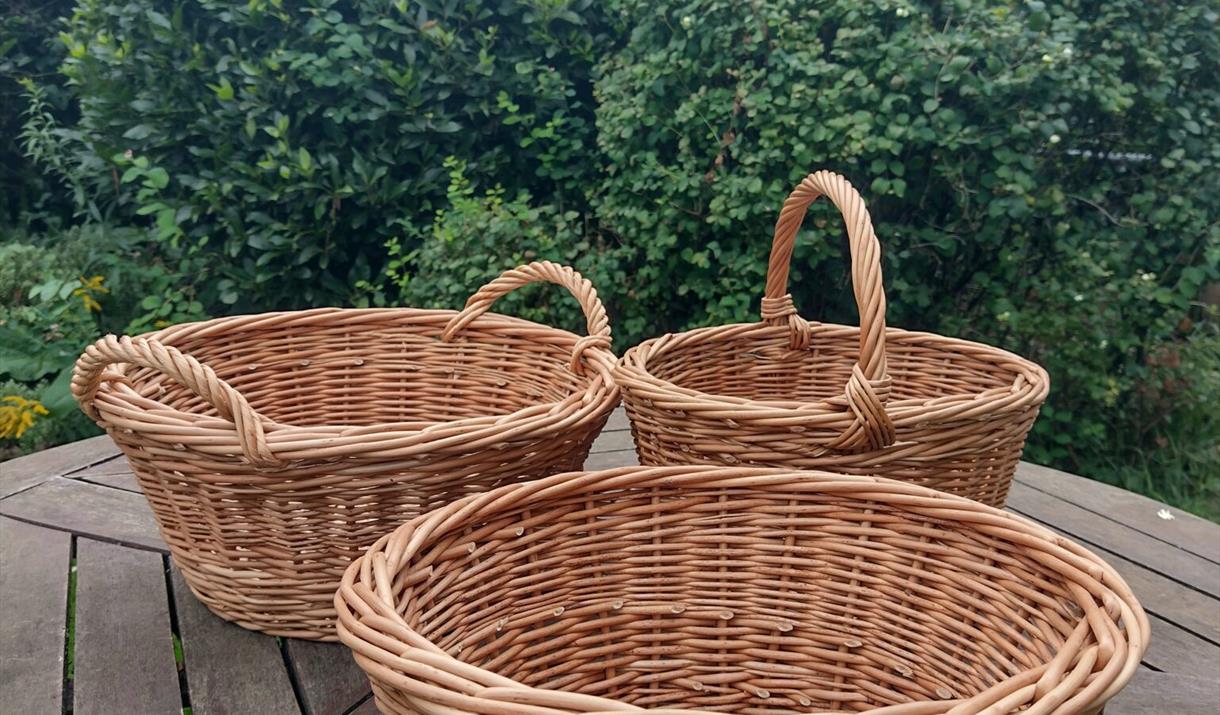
(122, 124, 153, 140)
(146, 168, 170, 189)
(210, 77, 234, 101)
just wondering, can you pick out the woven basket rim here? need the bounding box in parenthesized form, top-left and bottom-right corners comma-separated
(89, 306, 619, 463)
(336, 464, 1148, 715)
(617, 320, 1049, 421)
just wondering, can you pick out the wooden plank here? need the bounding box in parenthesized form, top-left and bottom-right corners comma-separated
(0, 435, 119, 498)
(1006, 481, 1220, 598)
(79, 471, 142, 494)
(1093, 546, 1220, 644)
(0, 477, 165, 551)
(1106, 670, 1219, 714)
(284, 640, 370, 715)
(604, 406, 629, 432)
(0, 517, 71, 715)
(171, 568, 300, 715)
(1141, 613, 1220, 681)
(73, 539, 180, 715)
(66, 455, 132, 479)
(582, 450, 639, 471)
(587, 429, 634, 455)
(348, 696, 379, 715)
(1016, 462, 1220, 563)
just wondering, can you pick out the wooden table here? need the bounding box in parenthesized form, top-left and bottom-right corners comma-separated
(2, 409, 1217, 714)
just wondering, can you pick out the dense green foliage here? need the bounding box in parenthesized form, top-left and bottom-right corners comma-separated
(0, 0, 76, 224)
(3, 0, 1217, 515)
(53, 0, 605, 308)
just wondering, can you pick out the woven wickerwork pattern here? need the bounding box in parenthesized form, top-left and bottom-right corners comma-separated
(72, 262, 619, 640)
(336, 465, 1148, 715)
(617, 171, 1049, 507)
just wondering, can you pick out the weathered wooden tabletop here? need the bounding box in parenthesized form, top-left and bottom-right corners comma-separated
(2, 408, 1217, 714)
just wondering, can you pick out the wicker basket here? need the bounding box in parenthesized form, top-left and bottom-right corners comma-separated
(72, 261, 619, 640)
(617, 170, 1049, 507)
(336, 465, 1147, 715)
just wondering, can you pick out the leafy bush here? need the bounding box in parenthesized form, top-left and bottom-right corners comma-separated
(368, 156, 620, 336)
(0, 224, 202, 455)
(54, 0, 607, 310)
(0, 0, 76, 225)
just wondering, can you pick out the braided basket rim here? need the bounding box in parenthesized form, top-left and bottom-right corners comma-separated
(87, 306, 620, 463)
(617, 321, 1049, 420)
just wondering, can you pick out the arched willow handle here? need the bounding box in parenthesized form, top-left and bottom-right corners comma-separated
(442, 261, 614, 377)
(761, 170, 895, 451)
(72, 334, 280, 466)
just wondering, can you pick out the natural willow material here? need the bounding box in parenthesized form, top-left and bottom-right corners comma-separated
(336, 465, 1147, 715)
(72, 261, 620, 640)
(617, 171, 1049, 507)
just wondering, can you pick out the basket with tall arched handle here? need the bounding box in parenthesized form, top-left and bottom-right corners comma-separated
(616, 170, 1048, 506)
(72, 261, 619, 640)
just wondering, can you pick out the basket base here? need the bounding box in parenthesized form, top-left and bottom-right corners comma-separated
(176, 560, 340, 641)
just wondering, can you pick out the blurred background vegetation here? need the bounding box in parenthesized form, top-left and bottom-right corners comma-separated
(2, 0, 1217, 517)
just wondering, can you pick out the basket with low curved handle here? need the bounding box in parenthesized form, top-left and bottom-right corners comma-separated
(72, 334, 280, 467)
(761, 170, 895, 451)
(442, 260, 614, 378)
(68, 261, 621, 639)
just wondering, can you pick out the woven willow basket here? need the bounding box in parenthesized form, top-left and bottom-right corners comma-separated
(336, 465, 1147, 715)
(72, 261, 619, 640)
(617, 170, 1049, 507)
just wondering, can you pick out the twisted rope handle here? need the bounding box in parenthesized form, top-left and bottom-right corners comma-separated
(72, 334, 280, 467)
(441, 261, 614, 376)
(762, 170, 895, 451)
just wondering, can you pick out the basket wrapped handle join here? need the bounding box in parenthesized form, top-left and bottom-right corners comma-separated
(442, 261, 614, 377)
(72, 335, 280, 467)
(763, 170, 895, 452)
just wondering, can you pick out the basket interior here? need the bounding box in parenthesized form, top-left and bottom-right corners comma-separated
(398, 484, 1085, 712)
(644, 324, 1033, 405)
(126, 315, 588, 426)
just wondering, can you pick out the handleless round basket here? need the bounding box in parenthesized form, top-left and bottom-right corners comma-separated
(336, 465, 1147, 714)
(617, 170, 1049, 507)
(72, 261, 619, 640)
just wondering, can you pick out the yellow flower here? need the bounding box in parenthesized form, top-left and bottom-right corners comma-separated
(72, 275, 109, 313)
(0, 396, 50, 440)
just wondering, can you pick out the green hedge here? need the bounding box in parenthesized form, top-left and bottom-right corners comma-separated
(9, 0, 1220, 513)
(55, 0, 605, 308)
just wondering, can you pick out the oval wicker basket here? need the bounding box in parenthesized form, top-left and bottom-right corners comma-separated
(72, 261, 620, 640)
(336, 465, 1147, 715)
(617, 170, 1049, 507)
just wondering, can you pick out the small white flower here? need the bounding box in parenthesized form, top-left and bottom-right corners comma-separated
(1050, 134, 1061, 144)
(124, 148, 134, 159)
(1157, 508, 1175, 521)
(680, 15, 694, 29)
(1073, 293, 1083, 302)
(896, 7, 910, 17)
(1099, 339, 1108, 348)
(997, 311, 1011, 322)
(1141, 272, 1156, 281)
(1062, 46, 1074, 57)
(1041, 53, 1054, 64)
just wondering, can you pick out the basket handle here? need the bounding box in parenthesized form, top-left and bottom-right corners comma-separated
(72, 334, 280, 467)
(441, 261, 613, 376)
(762, 170, 895, 451)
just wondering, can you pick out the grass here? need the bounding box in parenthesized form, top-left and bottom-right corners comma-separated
(65, 557, 77, 681)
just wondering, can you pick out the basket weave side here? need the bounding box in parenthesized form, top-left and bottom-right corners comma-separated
(73, 261, 620, 639)
(336, 465, 1148, 714)
(617, 171, 1049, 507)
